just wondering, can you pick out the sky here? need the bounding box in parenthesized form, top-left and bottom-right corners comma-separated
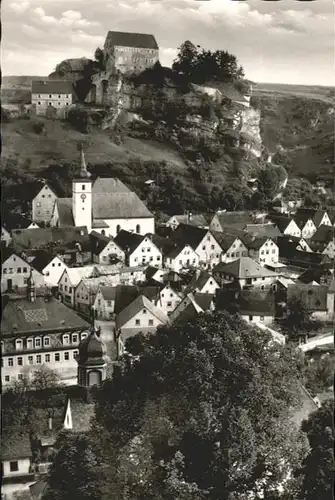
(2, 0, 334, 85)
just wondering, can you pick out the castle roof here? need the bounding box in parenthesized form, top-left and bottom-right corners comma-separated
(32, 80, 74, 94)
(105, 31, 158, 50)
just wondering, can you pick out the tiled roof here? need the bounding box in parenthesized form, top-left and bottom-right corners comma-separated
(170, 214, 208, 228)
(238, 289, 276, 316)
(211, 231, 237, 251)
(139, 285, 161, 302)
(186, 271, 217, 293)
(244, 236, 270, 250)
(32, 80, 74, 94)
(56, 198, 74, 227)
(295, 208, 328, 227)
(214, 257, 278, 279)
(114, 285, 139, 315)
(12, 226, 89, 251)
(1, 433, 32, 460)
(298, 268, 333, 286)
(114, 230, 145, 254)
(93, 177, 130, 194)
(293, 213, 314, 229)
(287, 284, 328, 311)
(1, 296, 90, 334)
(311, 225, 333, 244)
(2, 181, 50, 203)
(193, 293, 214, 311)
(171, 224, 209, 250)
(92, 219, 109, 229)
(244, 223, 281, 239)
(90, 231, 117, 255)
(105, 30, 159, 50)
(267, 214, 293, 233)
(213, 211, 256, 229)
(31, 250, 58, 272)
(116, 295, 168, 330)
(99, 285, 118, 301)
(92, 192, 153, 219)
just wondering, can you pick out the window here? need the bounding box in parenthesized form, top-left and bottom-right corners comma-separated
(55, 353, 60, 362)
(28, 355, 33, 364)
(23, 267, 28, 273)
(167, 301, 172, 307)
(64, 352, 69, 361)
(148, 319, 154, 326)
(49, 94, 52, 98)
(3, 268, 7, 274)
(36, 355, 42, 364)
(136, 224, 140, 234)
(44, 337, 50, 347)
(15, 339, 23, 350)
(5, 375, 10, 382)
(8, 358, 13, 367)
(45, 354, 50, 363)
(35, 338, 41, 348)
(63, 334, 70, 345)
(17, 357, 23, 366)
(82, 185, 86, 190)
(272, 249, 276, 253)
(10, 461, 19, 472)
(260, 316, 264, 321)
(135, 319, 140, 326)
(73, 350, 78, 359)
(157, 256, 161, 260)
(211, 245, 215, 250)
(72, 334, 79, 343)
(24, 278, 28, 285)
(261, 285, 265, 291)
(17, 267, 22, 273)
(81, 332, 87, 340)
(202, 246, 206, 250)
(249, 315, 253, 321)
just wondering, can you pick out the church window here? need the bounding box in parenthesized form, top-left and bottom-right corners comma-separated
(49, 95, 51, 98)
(136, 224, 140, 234)
(82, 185, 86, 190)
(38, 101, 41, 105)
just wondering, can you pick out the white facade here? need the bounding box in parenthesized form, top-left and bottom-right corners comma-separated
(283, 220, 301, 237)
(94, 240, 125, 264)
(72, 179, 93, 234)
(300, 219, 317, 239)
(319, 213, 332, 227)
(194, 276, 220, 295)
(1, 254, 45, 293)
(128, 236, 162, 267)
(58, 267, 94, 308)
(1, 331, 88, 387)
(40, 256, 67, 287)
(93, 287, 115, 320)
(241, 313, 274, 326)
(32, 184, 58, 224)
(31, 92, 72, 116)
(95, 218, 155, 238)
(2, 458, 31, 478)
(120, 307, 166, 332)
(194, 232, 223, 269)
(322, 240, 335, 259)
(156, 285, 182, 316)
(1, 227, 11, 246)
(221, 238, 248, 263)
(249, 239, 279, 266)
(165, 245, 200, 273)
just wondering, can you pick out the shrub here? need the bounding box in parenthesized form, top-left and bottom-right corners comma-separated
(32, 120, 45, 134)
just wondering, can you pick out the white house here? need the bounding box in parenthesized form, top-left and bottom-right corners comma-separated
(52, 150, 155, 237)
(114, 230, 162, 268)
(1, 434, 34, 500)
(269, 216, 302, 237)
(58, 266, 95, 308)
(169, 292, 215, 324)
(213, 233, 248, 263)
(294, 215, 317, 239)
(295, 208, 332, 229)
(90, 231, 125, 264)
(155, 284, 182, 316)
(213, 257, 279, 290)
(166, 213, 208, 230)
(164, 243, 200, 273)
(31, 80, 73, 117)
(93, 286, 117, 320)
(186, 271, 220, 295)
(115, 295, 169, 356)
(1, 249, 45, 294)
(171, 224, 223, 269)
(32, 183, 59, 224)
(246, 237, 279, 266)
(31, 251, 67, 288)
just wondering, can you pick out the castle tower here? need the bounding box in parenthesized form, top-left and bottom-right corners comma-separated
(77, 326, 107, 388)
(72, 146, 93, 233)
(26, 269, 36, 302)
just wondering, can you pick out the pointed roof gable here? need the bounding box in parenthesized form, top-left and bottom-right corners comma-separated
(114, 230, 145, 254)
(171, 224, 212, 250)
(31, 250, 60, 272)
(116, 295, 168, 330)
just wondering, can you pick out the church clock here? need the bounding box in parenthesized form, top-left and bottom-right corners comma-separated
(81, 193, 86, 200)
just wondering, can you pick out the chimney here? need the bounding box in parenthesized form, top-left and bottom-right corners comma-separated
(48, 417, 53, 430)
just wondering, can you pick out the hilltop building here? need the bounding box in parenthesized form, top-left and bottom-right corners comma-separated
(103, 30, 159, 76)
(51, 149, 155, 237)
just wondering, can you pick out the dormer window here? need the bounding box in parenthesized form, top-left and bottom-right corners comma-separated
(35, 338, 41, 348)
(15, 339, 23, 351)
(63, 334, 70, 345)
(81, 332, 88, 340)
(27, 338, 33, 350)
(44, 337, 50, 347)
(72, 333, 79, 344)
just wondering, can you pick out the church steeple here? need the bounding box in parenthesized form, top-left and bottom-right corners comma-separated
(72, 145, 93, 233)
(27, 269, 36, 302)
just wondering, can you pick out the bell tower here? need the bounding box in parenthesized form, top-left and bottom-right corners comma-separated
(72, 146, 93, 233)
(77, 326, 107, 389)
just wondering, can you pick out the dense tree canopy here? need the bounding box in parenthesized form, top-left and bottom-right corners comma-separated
(296, 400, 334, 500)
(172, 41, 245, 83)
(89, 312, 308, 499)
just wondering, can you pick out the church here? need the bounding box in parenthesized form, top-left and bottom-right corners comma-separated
(51, 149, 155, 237)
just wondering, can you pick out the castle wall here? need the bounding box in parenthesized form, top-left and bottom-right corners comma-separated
(104, 45, 158, 75)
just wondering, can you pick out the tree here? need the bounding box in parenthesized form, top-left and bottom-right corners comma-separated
(94, 47, 105, 70)
(94, 312, 308, 499)
(257, 166, 281, 202)
(295, 400, 334, 500)
(302, 354, 334, 396)
(172, 40, 199, 78)
(280, 296, 313, 339)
